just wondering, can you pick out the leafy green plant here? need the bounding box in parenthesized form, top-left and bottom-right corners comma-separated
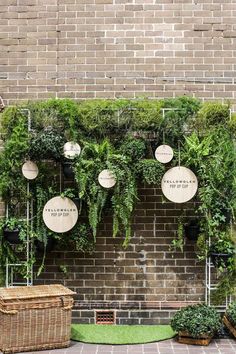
(60, 188, 76, 199)
(29, 130, 65, 161)
(209, 234, 235, 255)
(3, 217, 28, 242)
(209, 236, 235, 273)
(129, 99, 162, 132)
(182, 127, 236, 240)
(77, 99, 130, 139)
(27, 98, 81, 140)
(136, 159, 165, 185)
(225, 302, 236, 327)
(182, 126, 236, 299)
(0, 218, 35, 281)
(171, 304, 222, 338)
(59, 265, 68, 274)
(70, 224, 95, 254)
(211, 272, 236, 305)
(228, 113, 236, 135)
(74, 139, 137, 247)
(0, 111, 29, 201)
(161, 96, 202, 144)
(196, 101, 230, 129)
(118, 136, 146, 161)
(170, 217, 184, 252)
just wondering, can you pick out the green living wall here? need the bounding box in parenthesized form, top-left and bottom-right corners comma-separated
(0, 97, 235, 302)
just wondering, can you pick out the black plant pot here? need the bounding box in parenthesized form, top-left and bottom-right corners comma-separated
(184, 224, 200, 241)
(210, 253, 233, 268)
(3, 229, 21, 244)
(62, 161, 74, 179)
(73, 197, 80, 210)
(35, 237, 55, 253)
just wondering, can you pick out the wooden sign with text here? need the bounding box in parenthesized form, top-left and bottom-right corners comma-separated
(43, 196, 78, 233)
(98, 169, 116, 189)
(161, 166, 198, 203)
(22, 161, 39, 180)
(63, 141, 81, 159)
(155, 144, 174, 164)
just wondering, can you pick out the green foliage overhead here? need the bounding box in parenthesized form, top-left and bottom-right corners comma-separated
(27, 98, 81, 140)
(161, 96, 202, 144)
(196, 101, 230, 128)
(171, 304, 222, 338)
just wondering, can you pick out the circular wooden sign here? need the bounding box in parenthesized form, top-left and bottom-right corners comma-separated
(63, 141, 81, 159)
(155, 145, 174, 164)
(22, 161, 39, 180)
(161, 166, 198, 203)
(43, 196, 78, 233)
(98, 169, 116, 188)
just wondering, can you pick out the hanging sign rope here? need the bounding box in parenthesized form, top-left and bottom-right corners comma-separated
(63, 141, 81, 159)
(22, 161, 39, 180)
(161, 166, 198, 203)
(155, 144, 174, 164)
(43, 196, 78, 233)
(98, 169, 116, 188)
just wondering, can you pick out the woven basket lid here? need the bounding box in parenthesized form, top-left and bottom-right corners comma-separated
(0, 284, 76, 300)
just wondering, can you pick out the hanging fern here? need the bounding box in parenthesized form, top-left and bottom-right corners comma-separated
(74, 139, 138, 246)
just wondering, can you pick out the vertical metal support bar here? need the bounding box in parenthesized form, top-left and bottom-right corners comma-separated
(11, 267, 13, 287)
(26, 182, 30, 286)
(6, 263, 8, 287)
(30, 197, 34, 285)
(6, 203, 9, 219)
(208, 258, 211, 306)
(27, 110, 31, 132)
(205, 257, 208, 304)
(5, 108, 34, 287)
(59, 163, 62, 194)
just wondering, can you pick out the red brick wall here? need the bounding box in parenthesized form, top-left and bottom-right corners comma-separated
(36, 185, 204, 324)
(1, 0, 236, 110)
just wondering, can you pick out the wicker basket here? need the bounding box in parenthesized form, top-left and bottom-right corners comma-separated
(0, 284, 76, 353)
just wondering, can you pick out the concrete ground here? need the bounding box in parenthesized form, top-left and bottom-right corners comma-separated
(16, 338, 236, 354)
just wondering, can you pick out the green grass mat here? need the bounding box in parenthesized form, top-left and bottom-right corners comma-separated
(71, 324, 176, 345)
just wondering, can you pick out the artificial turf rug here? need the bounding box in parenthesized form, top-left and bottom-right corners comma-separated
(71, 324, 176, 345)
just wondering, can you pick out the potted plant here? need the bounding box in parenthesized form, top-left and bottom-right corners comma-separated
(62, 160, 75, 179)
(171, 304, 222, 345)
(209, 232, 235, 271)
(184, 219, 200, 241)
(223, 302, 236, 338)
(35, 236, 55, 253)
(2, 218, 27, 244)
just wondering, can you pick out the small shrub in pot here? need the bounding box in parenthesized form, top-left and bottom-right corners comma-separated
(171, 304, 221, 344)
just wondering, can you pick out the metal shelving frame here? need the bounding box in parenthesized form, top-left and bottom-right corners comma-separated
(205, 237, 232, 310)
(5, 109, 34, 287)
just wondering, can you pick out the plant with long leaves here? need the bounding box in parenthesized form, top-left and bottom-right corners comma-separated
(74, 140, 138, 247)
